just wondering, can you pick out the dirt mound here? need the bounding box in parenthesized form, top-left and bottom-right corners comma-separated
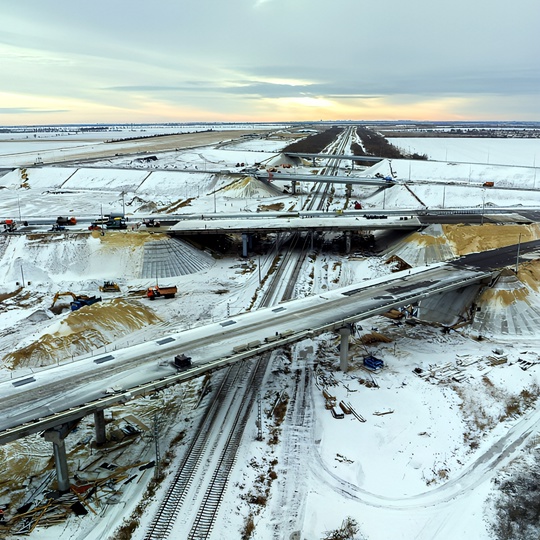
(4, 298, 160, 369)
(222, 176, 276, 198)
(443, 223, 540, 256)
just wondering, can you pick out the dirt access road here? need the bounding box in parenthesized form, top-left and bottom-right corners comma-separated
(46, 129, 270, 165)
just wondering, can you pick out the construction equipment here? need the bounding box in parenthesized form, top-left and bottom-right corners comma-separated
(56, 216, 77, 226)
(51, 292, 102, 311)
(363, 354, 384, 371)
(49, 224, 66, 232)
(147, 285, 177, 300)
(143, 218, 161, 228)
(173, 354, 192, 370)
(99, 281, 120, 292)
(1, 219, 17, 232)
(106, 217, 127, 230)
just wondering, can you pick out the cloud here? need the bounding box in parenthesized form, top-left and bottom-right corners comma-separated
(0, 108, 68, 115)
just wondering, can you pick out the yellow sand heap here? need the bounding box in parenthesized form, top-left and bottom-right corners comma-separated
(442, 223, 540, 256)
(4, 298, 160, 369)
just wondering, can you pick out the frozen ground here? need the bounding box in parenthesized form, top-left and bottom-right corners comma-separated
(0, 127, 540, 539)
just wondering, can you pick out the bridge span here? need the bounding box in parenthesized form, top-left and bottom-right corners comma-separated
(0, 261, 494, 447)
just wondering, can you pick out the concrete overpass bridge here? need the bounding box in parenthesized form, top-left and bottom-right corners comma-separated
(0, 261, 497, 489)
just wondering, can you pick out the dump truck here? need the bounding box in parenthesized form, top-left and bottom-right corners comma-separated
(51, 292, 102, 311)
(147, 285, 177, 300)
(1, 219, 17, 232)
(56, 216, 77, 226)
(70, 295, 101, 311)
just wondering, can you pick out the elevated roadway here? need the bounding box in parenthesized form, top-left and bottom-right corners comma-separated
(255, 171, 394, 186)
(169, 214, 422, 235)
(284, 152, 384, 164)
(0, 262, 494, 445)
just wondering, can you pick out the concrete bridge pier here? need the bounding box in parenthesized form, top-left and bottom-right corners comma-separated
(345, 231, 351, 254)
(44, 426, 71, 492)
(345, 183, 352, 198)
(242, 233, 249, 257)
(291, 180, 297, 195)
(339, 325, 352, 372)
(94, 409, 107, 445)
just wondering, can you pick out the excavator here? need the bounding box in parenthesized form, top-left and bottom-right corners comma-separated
(51, 292, 102, 311)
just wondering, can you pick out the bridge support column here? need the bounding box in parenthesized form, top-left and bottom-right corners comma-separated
(291, 180, 297, 195)
(339, 325, 351, 372)
(345, 231, 351, 254)
(345, 183, 352, 198)
(242, 233, 249, 258)
(44, 428, 71, 492)
(94, 409, 107, 445)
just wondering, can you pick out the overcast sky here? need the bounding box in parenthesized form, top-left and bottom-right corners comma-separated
(1, 0, 538, 125)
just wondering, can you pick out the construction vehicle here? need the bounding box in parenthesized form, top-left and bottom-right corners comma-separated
(483, 181, 494, 187)
(1, 219, 17, 232)
(363, 355, 384, 371)
(147, 284, 177, 300)
(99, 281, 120, 292)
(143, 218, 161, 227)
(56, 216, 77, 226)
(173, 354, 192, 371)
(106, 217, 127, 230)
(51, 292, 102, 311)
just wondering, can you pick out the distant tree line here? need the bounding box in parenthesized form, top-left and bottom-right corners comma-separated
(282, 126, 344, 154)
(355, 127, 427, 160)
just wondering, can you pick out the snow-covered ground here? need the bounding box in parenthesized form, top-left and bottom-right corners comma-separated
(0, 127, 540, 540)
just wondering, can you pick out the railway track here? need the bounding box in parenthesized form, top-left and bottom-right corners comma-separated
(143, 126, 355, 540)
(187, 355, 268, 539)
(143, 361, 246, 539)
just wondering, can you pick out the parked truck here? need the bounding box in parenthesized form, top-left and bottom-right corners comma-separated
(1, 219, 17, 232)
(51, 292, 102, 311)
(106, 217, 127, 230)
(56, 216, 77, 226)
(147, 284, 177, 300)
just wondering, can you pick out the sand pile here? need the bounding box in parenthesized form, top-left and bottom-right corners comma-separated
(443, 223, 540, 256)
(4, 298, 160, 369)
(222, 176, 277, 198)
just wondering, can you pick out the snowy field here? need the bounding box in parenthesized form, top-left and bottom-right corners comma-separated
(389, 136, 540, 167)
(0, 126, 540, 540)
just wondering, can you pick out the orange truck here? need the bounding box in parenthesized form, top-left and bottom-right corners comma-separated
(483, 181, 494, 187)
(147, 285, 177, 300)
